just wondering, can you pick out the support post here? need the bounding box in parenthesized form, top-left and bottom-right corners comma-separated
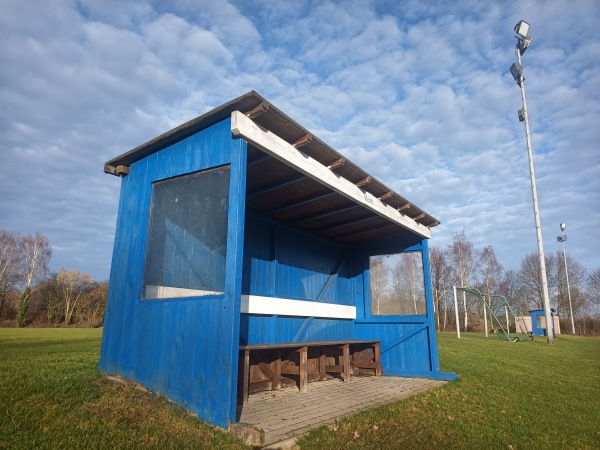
(453, 286, 460, 339)
(298, 347, 307, 392)
(505, 306, 510, 336)
(483, 296, 489, 338)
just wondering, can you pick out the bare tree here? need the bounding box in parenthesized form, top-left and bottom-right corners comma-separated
(556, 251, 587, 329)
(517, 252, 557, 311)
(478, 245, 503, 295)
(498, 269, 527, 313)
(16, 232, 51, 326)
(448, 230, 476, 330)
(588, 268, 600, 316)
(75, 281, 108, 326)
(0, 230, 23, 317)
(429, 246, 452, 330)
(56, 270, 94, 325)
(370, 256, 388, 315)
(391, 253, 424, 315)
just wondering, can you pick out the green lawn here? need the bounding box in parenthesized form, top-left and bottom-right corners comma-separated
(1, 329, 598, 449)
(299, 333, 600, 449)
(0, 328, 248, 450)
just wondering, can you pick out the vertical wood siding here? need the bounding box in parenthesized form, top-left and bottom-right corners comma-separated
(240, 216, 444, 379)
(99, 118, 247, 428)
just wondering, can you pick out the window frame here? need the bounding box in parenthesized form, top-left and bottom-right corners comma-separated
(365, 249, 428, 318)
(140, 165, 231, 301)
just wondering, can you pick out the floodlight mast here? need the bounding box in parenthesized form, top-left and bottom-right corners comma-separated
(511, 20, 555, 344)
(557, 223, 575, 334)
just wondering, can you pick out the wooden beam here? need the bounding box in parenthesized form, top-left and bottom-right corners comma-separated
(244, 102, 269, 119)
(256, 362, 274, 380)
(231, 111, 431, 238)
(241, 295, 356, 319)
(378, 191, 393, 201)
(355, 176, 372, 187)
(327, 158, 346, 170)
(246, 174, 307, 199)
(116, 165, 130, 177)
(428, 220, 441, 228)
(292, 205, 360, 226)
(398, 203, 410, 212)
(413, 213, 426, 221)
(264, 191, 338, 215)
(292, 134, 312, 148)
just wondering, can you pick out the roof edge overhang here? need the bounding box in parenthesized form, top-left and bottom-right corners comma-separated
(231, 111, 431, 239)
(104, 90, 440, 230)
(104, 91, 267, 175)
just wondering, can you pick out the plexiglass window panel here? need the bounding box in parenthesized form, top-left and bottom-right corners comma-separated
(142, 166, 230, 299)
(369, 252, 426, 315)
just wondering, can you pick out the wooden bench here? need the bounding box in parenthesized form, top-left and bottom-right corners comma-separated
(239, 340, 382, 405)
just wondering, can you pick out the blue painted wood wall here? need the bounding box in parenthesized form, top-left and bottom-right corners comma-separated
(99, 118, 247, 428)
(241, 215, 445, 379)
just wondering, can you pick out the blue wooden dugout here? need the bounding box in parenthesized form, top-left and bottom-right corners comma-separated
(100, 91, 457, 430)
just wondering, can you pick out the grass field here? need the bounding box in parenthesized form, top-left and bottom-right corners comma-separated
(299, 333, 600, 449)
(0, 329, 598, 449)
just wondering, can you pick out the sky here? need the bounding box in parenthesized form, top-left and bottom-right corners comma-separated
(1, 0, 599, 281)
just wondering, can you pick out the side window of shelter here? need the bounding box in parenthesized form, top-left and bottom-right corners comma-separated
(369, 251, 426, 315)
(142, 166, 230, 299)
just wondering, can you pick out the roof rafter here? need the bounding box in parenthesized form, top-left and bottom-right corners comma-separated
(231, 111, 431, 239)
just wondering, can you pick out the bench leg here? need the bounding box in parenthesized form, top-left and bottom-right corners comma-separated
(374, 342, 383, 376)
(319, 353, 326, 381)
(273, 351, 281, 390)
(299, 346, 307, 392)
(243, 349, 250, 405)
(341, 344, 350, 382)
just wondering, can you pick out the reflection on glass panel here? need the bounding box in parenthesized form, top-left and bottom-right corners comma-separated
(142, 166, 230, 299)
(370, 252, 426, 315)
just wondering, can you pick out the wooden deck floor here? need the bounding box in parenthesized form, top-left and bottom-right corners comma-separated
(236, 375, 447, 448)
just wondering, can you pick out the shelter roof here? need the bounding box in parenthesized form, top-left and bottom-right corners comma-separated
(105, 91, 439, 244)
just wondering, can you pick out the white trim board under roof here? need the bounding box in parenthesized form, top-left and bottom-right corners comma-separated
(104, 91, 440, 243)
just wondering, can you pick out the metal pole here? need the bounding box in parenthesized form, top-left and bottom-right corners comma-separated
(505, 305, 510, 336)
(516, 46, 555, 344)
(453, 285, 460, 339)
(483, 295, 489, 338)
(561, 232, 576, 334)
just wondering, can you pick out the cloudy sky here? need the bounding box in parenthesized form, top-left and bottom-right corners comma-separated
(1, 0, 599, 281)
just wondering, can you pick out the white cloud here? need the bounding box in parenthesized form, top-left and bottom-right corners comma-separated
(0, 0, 599, 280)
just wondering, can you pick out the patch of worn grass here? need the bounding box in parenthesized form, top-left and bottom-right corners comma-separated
(298, 333, 600, 449)
(0, 328, 248, 449)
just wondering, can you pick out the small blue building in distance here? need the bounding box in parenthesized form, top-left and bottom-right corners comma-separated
(100, 91, 457, 429)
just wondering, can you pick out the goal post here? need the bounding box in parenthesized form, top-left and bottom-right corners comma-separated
(452, 286, 532, 342)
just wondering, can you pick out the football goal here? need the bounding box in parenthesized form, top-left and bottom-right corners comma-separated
(452, 286, 533, 342)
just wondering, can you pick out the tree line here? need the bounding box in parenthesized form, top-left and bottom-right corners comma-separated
(430, 230, 600, 336)
(2, 228, 599, 334)
(0, 230, 107, 327)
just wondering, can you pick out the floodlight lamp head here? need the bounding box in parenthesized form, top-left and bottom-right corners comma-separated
(510, 62, 523, 85)
(514, 20, 530, 39)
(560, 222, 567, 231)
